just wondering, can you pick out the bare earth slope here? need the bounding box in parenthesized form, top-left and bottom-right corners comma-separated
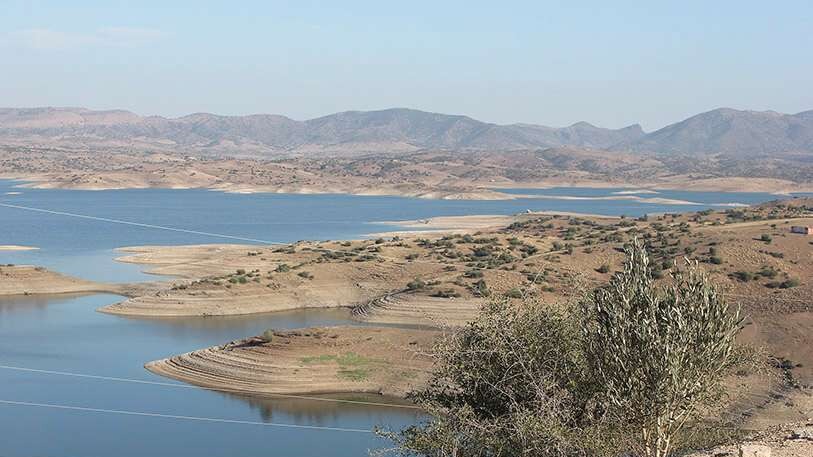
(3, 147, 812, 197)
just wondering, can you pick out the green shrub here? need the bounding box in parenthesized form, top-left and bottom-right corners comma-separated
(431, 289, 462, 298)
(471, 279, 490, 297)
(407, 278, 426, 290)
(731, 271, 754, 282)
(767, 278, 799, 289)
(504, 288, 523, 299)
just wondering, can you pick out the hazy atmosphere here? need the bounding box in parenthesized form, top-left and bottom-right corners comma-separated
(3, 0, 812, 130)
(2, 3, 813, 457)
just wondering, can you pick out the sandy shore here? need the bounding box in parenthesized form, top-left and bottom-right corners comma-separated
(372, 214, 519, 237)
(7, 170, 813, 200)
(0, 245, 39, 251)
(0, 265, 118, 296)
(6, 173, 524, 201)
(371, 211, 617, 237)
(146, 326, 439, 397)
(491, 176, 813, 195)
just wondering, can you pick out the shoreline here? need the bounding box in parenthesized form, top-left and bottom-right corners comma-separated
(369, 211, 617, 238)
(4, 173, 812, 201)
(0, 264, 122, 296)
(0, 245, 39, 251)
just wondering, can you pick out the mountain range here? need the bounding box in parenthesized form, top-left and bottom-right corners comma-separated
(1, 106, 811, 157)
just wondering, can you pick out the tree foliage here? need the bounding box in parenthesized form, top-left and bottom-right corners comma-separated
(583, 240, 743, 457)
(384, 298, 604, 457)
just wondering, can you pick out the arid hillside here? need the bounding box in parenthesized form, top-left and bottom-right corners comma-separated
(3, 146, 813, 197)
(90, 199, 812, 403)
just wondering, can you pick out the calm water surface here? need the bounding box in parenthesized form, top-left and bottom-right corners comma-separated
(0, 180, 802, 456)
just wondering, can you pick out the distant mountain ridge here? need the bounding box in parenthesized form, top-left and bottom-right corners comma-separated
(0, 107, 644, 155)
(617, 108, 813, 157)
(0, 106, 811, 157)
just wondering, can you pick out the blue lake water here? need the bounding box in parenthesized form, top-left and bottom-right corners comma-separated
(0, 179, 803, 456)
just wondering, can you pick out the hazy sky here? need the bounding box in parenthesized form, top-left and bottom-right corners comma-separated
(2, 1, 812, 131)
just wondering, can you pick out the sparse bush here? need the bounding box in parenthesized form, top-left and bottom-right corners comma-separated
(767, 278, 799, 289)
(260, 329, 275, 342)
(275, 264, 290, 273)
(407, 278, 426, 291)
(471, 279, 490, 297)
(431, 289, 462, 298)
(504, 288, 523, 299)
(297, 271, 313, 280)
(757, 265, 778, 279)
(731, 271, 754, 282)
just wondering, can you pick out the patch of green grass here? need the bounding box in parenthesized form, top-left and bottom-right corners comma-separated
(299, 354, 338, 364)
(300, 351, 378, 367)
(337, 368, 369, 381)
(299, 351, 378, 382)
(335, 352, 375, 366)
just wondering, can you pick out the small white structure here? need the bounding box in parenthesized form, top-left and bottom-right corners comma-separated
(790, 226, 812, 235)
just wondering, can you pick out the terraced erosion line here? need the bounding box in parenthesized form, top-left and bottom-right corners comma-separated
(353, 292, 483, 327)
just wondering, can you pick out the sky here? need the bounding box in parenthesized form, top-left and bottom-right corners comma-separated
(2, 1, 812, 131)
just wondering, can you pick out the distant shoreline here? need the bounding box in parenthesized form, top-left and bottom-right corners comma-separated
(0, 245, 39, 251)
(2, 173, 810, 201)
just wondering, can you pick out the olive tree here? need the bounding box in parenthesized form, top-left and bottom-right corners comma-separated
(582, 240, 742, 457)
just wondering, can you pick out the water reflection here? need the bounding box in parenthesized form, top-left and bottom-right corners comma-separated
(0, 292, 96, 314)
(220, 391, 424, 425)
